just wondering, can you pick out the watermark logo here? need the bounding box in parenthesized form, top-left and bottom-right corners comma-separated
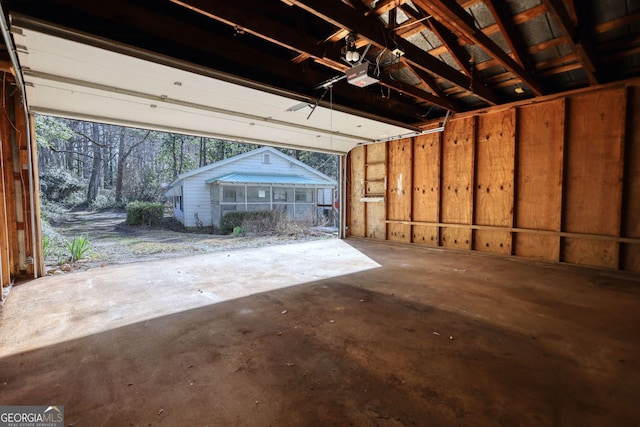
(0, 406, 64, 427)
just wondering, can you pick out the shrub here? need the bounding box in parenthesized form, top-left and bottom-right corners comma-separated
(39, 168, 84, 202)
(90, 189, 117, 210)
(220, 210, 289, 234)
(125, 201, 164, 226)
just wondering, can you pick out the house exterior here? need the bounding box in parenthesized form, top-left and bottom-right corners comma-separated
(166, 147, 337, 228)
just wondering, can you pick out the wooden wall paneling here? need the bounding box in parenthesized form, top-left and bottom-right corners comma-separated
(387, 139, 412, 242)
(474, 110, 515, 255)
(411, 132, 441, 246)
(621, 85, 640, 272)
(366, 143, 386, 239)
(562, 87, 626, 269)
(514, 99, 565, 261)
(348, 146, 365, 237)
(440, 117, 475, 250)
(1, 93, 18, 277)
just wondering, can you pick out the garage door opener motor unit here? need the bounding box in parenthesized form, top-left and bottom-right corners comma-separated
(346, 62, 379, 87)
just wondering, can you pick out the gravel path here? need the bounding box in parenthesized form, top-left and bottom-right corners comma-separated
(46, 209, 337, 272)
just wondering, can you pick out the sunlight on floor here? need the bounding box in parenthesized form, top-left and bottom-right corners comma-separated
(0, 240, 380, 357)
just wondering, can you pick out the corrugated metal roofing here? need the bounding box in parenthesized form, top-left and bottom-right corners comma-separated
(205, 173, 333, 186)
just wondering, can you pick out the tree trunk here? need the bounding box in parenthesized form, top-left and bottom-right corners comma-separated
(178, 136, 185, 175)
(171, 135, 178, 178)
(199, 136, 206, 167)
(86, 123, 102, 204)
(115, 127, 126, 203)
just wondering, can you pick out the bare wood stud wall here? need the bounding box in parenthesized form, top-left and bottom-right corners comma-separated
(0, 75, 43, 290)
(348, 81, 640, 273)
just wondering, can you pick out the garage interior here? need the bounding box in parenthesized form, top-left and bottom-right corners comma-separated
(0, 0, 639, 425)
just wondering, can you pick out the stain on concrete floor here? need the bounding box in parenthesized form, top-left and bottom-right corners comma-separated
(1, 239, 639, 426)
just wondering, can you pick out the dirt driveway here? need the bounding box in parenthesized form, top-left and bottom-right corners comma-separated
(47, 209, 336, 271)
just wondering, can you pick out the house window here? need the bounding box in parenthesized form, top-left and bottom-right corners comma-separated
(223, 187, 244, 202)
(295, 188, 313, 202)
(263, 153, 270, 164)
(247, 186, 270, 202)
(273, 189, 288, 202)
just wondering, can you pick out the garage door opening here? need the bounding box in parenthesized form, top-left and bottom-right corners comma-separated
(36, 115, 344, 273)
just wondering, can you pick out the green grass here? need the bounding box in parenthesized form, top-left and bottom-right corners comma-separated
(66, 236, 91, 262)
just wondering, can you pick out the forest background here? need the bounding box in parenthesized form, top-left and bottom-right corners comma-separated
(36, 115, 339, 217)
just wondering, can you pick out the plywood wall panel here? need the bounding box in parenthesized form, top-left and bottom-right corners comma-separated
(366, 163, 385, 182)
(515, 234, 560, 261)
(474, 230, 512, 255)
(366, 202, 386, 239)
(388, 223, 411, 243)
(367, 143, 386, 164)
(349, 146, 365, 237)
(622, 86, 640, 272)
(440, 227, 472, 250)
(473, 110, 515, 254)
(387, 139, 412, 221)
(563, 88, 626, 267)
(412, 133, 440, 222)
(475, 110, 515, 227)
(514, 99, 565, 261)
(366, 143, 386, 239)
(345, 82, 640, 272)
(441, 117, 475, 225)
(412, 225, 439, 246)
(563, 238, 618, 269)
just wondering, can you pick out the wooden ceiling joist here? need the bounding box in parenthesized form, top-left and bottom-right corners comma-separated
(285, 0, 499, 105)
(540, 0, 599, 85)
(412, 0, 544, 96)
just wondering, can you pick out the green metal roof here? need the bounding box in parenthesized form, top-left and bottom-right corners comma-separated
(205, 173, 333, 186)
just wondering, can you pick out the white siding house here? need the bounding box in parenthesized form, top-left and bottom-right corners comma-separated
(165, 147, 337, 228)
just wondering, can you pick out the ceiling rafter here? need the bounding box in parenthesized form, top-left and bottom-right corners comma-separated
(539, 0, 599, 85)
(482, 0, 531, 70)
(364, 0, 406, 17)
(403, 59, 456, 102)
(169, 0, 342, 69)
(3, 0, 638, 128)
(170, 0, 460, 115)
(400, 4, 472, 77)
(282, 0, 498, 105)
(412, 0, 544, 96)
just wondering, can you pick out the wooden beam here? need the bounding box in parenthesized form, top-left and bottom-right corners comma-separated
(540, 0, 599, 85)
(402, 59, 461, 108)
(364, 0, 406, 17)
(425, 17, 473, 76)
(170, 0, 329, 66)
(285, 0, 499, 105)
(412, 0, 544, 96)
(483, 0, 532, 70)
(378, 70, 460, 112)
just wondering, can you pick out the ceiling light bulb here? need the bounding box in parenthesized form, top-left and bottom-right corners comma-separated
(346, 51, 353, 61)
(352, 51, 360, 62)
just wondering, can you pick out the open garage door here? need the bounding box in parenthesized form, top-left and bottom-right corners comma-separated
(10, 17, 416, 155)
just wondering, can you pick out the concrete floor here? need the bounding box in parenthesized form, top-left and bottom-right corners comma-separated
(1, 238, 639, 426)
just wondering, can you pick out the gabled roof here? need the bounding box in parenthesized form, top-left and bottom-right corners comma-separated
(168, 146, 336, 189)
(205, 173, 333, 186)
